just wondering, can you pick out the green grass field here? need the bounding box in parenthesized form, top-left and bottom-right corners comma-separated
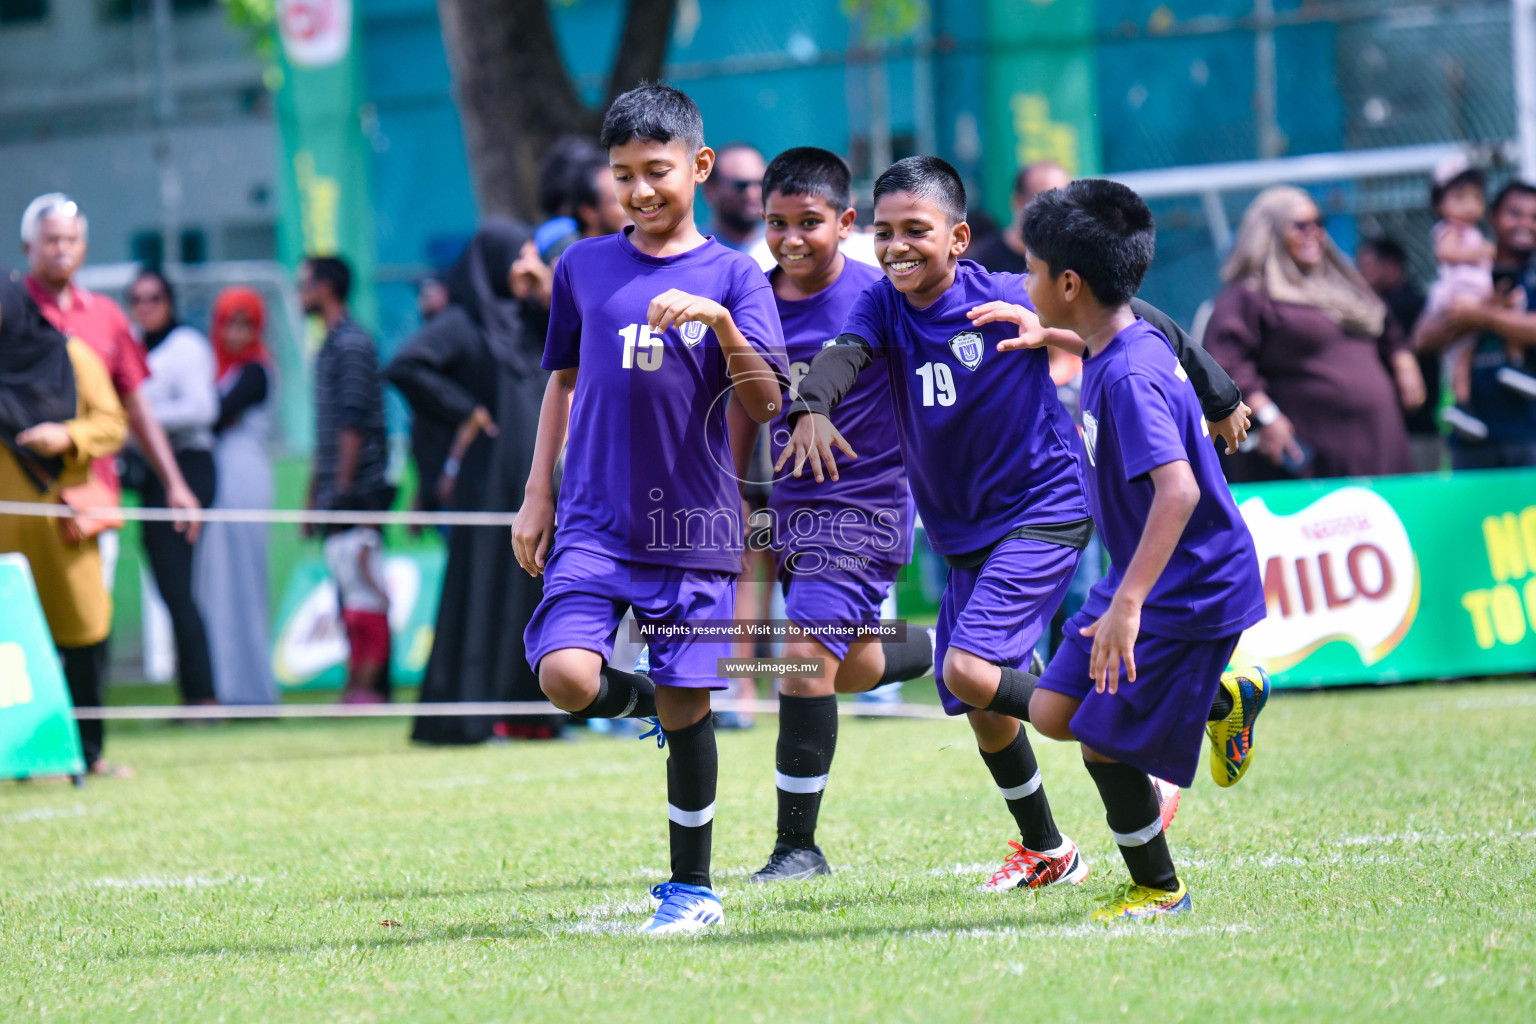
(4, 680, 1534, 1023)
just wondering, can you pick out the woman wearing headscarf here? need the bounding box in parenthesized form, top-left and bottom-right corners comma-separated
(124, 267, 220, 706)
(0, 270, 128, 774)
(1204, 186, 1424, 481)
(194, 288, 278, 705)
(387, 220, 557, 743)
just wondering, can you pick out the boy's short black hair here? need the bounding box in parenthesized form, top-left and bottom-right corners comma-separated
(599, 83, 705, 154)
(762, 147, 853, 211)
(538, 136, 607, 217)
(1022, 178, 1155, 307)
(872, 155, 966, 224)
(305, 255, 352, 303)
(1431, 167, 1486, 209)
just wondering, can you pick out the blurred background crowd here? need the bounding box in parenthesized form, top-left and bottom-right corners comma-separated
(2, 0, 1535, 774)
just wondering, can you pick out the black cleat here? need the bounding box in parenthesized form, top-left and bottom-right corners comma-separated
(749, 844, 832, 883)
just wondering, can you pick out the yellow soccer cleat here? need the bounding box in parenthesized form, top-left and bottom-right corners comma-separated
(1207, 666, 1271, 788)
(1090, 879, 1192, 923)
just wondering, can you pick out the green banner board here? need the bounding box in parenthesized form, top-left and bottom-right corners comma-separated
(270, 548, 444, 690)
(0, 555, 86, 778)
(1231, 469, 1536, 687)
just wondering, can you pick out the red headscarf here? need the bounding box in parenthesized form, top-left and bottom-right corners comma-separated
(210, 287, 271, 382)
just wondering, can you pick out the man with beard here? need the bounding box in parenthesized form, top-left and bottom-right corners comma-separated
(704, 142, 768, 256)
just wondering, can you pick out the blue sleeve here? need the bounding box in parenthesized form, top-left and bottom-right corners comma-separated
(728, 265, 790, 389)
(997, 270, 1036, 312)
(1108, 372, 1189, 482)
(840, 282, 889, 348)
(542, 254, 581, 371)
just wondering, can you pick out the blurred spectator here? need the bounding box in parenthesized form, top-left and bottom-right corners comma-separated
(513, 139, 628, 309)
(417, 276, 449, 322)
(299, 256, 392, 703)
(409, 276, 455, 518)
(125, 268, 219, 708)
(704, 142, 766, 254)
(20, 194, 202, 597)
(969, 160, 1071, 275)
(387, 221, 555, 742)
(1206, 186, 1422, 481)
(1358, 238, 1440, 471)
(195, 288, 278, 705)
(1416, 181, 1536, 469)
(1424, 160, 1496, 407)
(0, 272, 128, 775)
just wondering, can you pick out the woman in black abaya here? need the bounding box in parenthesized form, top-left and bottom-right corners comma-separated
(388, 220, 559, 743)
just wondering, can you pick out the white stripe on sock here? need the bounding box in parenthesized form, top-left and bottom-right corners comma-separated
(775, 771, 829, 794)
(1111, 817, 1164, 848)
(998, 768, 1041, 801)
(667, 802, 716, 828)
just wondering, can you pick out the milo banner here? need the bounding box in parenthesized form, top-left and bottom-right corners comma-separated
(272, 0, 378, 329)
(270, 549, 444, 690)
(0, 555, 86, 778)
(1231, 469, 1536, 687)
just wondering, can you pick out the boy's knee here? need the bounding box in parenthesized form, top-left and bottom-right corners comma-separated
(1029, 691, 1077, 742)
(537, 652, 599, 712)
(942, 648, 995, 707)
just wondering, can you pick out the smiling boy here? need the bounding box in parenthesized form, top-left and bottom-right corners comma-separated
(740, 148, 934, 883)
(511, 84, 788, 936)
(1019, 179, 1268, 922)
(783, 157, 1253, 896)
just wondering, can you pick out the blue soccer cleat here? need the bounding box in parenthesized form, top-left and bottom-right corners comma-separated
(641, 883, 724, 936)
(637, 717, 666, 749)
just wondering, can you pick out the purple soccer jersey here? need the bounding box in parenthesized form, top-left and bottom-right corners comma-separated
(1076, 317, 1266, 639)
(769, 257, 914, 578)
(840, 260, 1089, 556)
(543, 229, 788, 573)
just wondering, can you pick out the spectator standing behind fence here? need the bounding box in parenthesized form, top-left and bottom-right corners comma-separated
(20, 194, 202, 599)
(299, 256, 393, 704)
(389, 221, 557, 742)
(1424, 160, 1499, 409)
(194, 288, 278, 705)
(1358, 238, 1441, 471)
(124, 268, 220, 708)
(1204, 185, 1423, 481)
(1415, 181, 1536, 469)
(0, 272, 128, 775)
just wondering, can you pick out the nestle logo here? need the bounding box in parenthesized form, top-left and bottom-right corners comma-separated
(1300, 514, 1372, 541)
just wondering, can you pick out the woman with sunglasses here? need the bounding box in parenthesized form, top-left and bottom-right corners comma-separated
(125, 267, 220, 708)
(1205, 186, 1422, 481)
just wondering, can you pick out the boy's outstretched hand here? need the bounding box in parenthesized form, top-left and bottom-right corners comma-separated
(1079, 598, 1141, 695)
(648, 289, 728, 333)
(774, 412, 856, 483)
(512, 491, 555, 578)
(1209, 401, 1252, 455)
(968, 301, 1048, 351)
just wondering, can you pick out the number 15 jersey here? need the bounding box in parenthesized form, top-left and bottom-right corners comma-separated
(840, 260, 1088, 557)
(542, 228, 788, 572)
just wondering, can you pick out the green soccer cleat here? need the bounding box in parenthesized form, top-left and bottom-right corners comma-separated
(1207, 666, 1270, 788)
(1089, 879, 1191, 923)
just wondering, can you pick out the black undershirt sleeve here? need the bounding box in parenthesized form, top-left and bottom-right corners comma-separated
(1130, 297, 1242, 422)
(786, 334, 874, 423)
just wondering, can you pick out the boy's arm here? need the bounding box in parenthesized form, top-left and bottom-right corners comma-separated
(1129, 298, 1249, 449)
(648, 289, 784, 423)
(1081, 459, 1200, 695)
(776, 337, 871, 483)
(511, 368, 576, 577)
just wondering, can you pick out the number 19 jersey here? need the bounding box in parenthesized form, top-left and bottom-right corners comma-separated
(542, 229, 788, 572)
(840, 260, 1088, 557)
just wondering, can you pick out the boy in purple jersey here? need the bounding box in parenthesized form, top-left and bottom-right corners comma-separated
(733, 148, 936, 884)
(1020, 179, 1270, 923)
(783, 157, 1252, 898)
(511, 85, 788, 936)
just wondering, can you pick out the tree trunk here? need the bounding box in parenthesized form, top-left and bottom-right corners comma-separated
(437, 0, 677, 222)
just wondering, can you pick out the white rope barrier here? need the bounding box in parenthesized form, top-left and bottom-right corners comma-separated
(0, 500, 517, 527)
(71, 699, 953, 721)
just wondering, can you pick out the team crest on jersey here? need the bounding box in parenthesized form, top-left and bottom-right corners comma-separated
(947, 330, 983, 370)
(1082, 410, 1099, 467)
(680, 320, 708, 347)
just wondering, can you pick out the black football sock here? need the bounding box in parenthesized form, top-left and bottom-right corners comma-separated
(665, 712, 717, 889)
(1209, 686, 1234, 721)
(1084, 759, 1178, 891)
(775, 694, 838, 849)
(579, 666, 657, 719)
(978, 727, 1062, 852)
(984, 665, 1038, 722)
(877, 629, 934, 685)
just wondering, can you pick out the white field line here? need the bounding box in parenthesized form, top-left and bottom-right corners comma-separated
(922, 922, 1255, 944)
(88, 874, 263, 890)
(1, 804, 105, 825)
(1332, 828, 1536, 846)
